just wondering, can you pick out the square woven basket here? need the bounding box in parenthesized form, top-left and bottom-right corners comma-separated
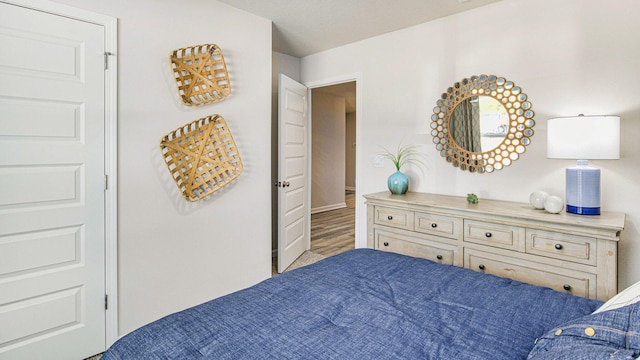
(169, 44, 231, 106)
(160, 115, 243, 202)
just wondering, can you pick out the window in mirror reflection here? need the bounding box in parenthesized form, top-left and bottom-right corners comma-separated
(478, 96, 509, 151)
(450, 96, 509, 153)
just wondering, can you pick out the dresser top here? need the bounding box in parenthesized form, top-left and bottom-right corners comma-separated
(364, 191, 626, 233)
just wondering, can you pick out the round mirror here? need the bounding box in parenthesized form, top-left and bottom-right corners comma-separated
(430, 75, 535, 173)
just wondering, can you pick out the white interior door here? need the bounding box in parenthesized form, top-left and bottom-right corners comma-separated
(0, 2, 106, 359)
(277, 74, 310, 273)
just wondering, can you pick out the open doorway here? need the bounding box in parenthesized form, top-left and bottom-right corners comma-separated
(272, 74, 361, 276)
(309, 82, 356, 258)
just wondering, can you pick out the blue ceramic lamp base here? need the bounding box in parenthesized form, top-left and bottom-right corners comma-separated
(565, 160, 600, 215)
(566, 205, 600, 215)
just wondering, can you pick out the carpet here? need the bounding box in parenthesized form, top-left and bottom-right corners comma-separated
(284, 251, 327, 272)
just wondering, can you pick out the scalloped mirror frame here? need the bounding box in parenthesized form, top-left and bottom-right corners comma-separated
(430, 74, 535, 173)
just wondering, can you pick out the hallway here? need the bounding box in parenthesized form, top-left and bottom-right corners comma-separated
(310, 191, 355, 257)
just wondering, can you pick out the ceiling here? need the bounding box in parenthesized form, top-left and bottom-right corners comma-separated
(218, 0, 505, 57)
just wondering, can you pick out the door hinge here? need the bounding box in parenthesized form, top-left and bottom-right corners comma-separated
(104, 174, 108, 190)
(104, 52, 114, 70)
(105, 294, 109, 310)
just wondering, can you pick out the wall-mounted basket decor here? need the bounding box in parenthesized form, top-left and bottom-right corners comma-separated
(160, 114, 243, 202)
(169, 44, 231, 106)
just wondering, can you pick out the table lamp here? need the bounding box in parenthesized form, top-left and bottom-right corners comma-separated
(547, 115, 620, 215)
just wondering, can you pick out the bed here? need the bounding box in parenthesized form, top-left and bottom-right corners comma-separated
(102, 249, 640, 359)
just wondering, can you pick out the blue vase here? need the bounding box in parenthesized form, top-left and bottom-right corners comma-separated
(387, 170, 409, 195)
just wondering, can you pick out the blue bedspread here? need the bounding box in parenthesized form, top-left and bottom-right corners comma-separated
(103, 249, 602, 359)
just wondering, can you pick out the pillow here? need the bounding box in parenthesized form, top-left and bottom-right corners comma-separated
(593, 280, 640, 314)
(527, 302, 640, 360)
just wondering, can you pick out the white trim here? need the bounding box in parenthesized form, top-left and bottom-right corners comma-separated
(311, 202, 347, 214)
(306, 87, 312, 253)
(103, 15, 119, 348)
(305, 73, 365, 248)
(2, 0, 119, 349)
(2, 0, 116, 25)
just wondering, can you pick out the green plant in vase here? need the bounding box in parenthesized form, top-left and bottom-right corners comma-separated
(379, 144, 424, 195)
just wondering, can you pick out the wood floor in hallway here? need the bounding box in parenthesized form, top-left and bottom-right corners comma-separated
(310, 191, 355, 257)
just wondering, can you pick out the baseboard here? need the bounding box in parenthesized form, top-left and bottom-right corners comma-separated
(311, 202, 347, 214)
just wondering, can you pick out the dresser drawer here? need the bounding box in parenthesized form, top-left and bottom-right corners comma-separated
(464, 220, 523, 251)
(526, 229, 596, 266)
(375, 230, 457, 265)
(464, 249, 596, 298)
(374, 206, 414, 231)
(365, 191, 623, 301)
(415, 212, 461, 239)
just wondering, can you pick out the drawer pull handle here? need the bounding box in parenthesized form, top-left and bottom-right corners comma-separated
(383, 242, 389, 247)
(387, 216, 393, 221)
(563, 284, 572, 291)
(554, 243, 563, 250)
(436, 255, 443, 260)
(478, 264, 486, 270)
(485, 232, 492, 238)
(431, 223, 438, 228)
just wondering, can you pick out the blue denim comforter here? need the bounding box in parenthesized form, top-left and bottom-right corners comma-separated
(102, 249, 602, 359)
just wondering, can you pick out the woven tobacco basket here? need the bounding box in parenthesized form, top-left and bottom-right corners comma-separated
(169, 44, 231, 106)
(160, 115, 243, 202)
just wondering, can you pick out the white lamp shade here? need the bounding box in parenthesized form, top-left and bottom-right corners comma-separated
(547, 115, 620, 159)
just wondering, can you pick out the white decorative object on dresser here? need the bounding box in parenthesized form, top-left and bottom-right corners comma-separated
(364, 191, 626, 301)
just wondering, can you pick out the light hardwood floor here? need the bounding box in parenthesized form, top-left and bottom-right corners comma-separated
(309, 191, 355, 256)
(272, 191, 355, 274)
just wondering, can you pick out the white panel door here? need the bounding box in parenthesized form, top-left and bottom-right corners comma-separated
(277, 74, 310, 273)
(0, 2, 106, 359)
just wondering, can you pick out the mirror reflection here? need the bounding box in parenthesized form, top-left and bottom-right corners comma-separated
(430, 74, 535, 173)
(450, 96, 509, 153)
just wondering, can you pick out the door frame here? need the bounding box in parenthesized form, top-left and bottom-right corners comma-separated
(305, 73, 364, 248)
(2, 0, 119, 347)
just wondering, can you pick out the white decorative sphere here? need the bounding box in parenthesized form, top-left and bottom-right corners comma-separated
(544, 195, 564, 214)
(529, 191, 549, 209)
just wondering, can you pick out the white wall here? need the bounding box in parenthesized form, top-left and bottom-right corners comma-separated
(346, 112, 357, 190)
(273, 52, 301, 87)
(301, 0, 640, 290)
(311, 90, 346, 212)
(49, 0, 272, 335)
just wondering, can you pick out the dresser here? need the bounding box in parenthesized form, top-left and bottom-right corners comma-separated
(364, 191, 626, 301)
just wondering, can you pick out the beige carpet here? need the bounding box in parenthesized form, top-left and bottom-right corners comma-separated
(284, 250, 326, 272)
